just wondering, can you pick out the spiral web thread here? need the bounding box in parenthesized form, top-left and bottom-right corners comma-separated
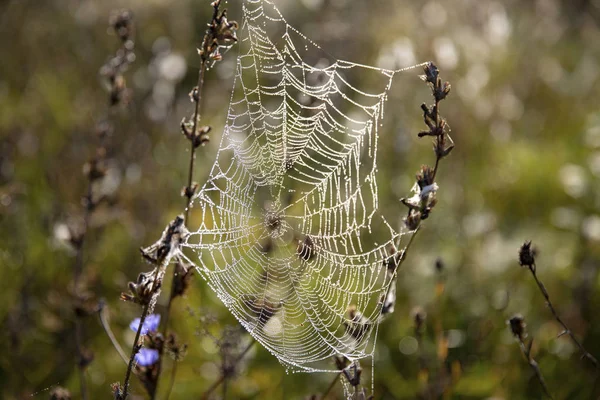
(181, 0, 422, 374)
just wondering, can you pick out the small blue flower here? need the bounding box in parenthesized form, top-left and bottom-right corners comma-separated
(129, 314, 161, 335)
(135, 348, 159, 367)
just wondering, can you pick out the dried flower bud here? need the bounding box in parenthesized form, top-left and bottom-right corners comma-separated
(198, 125, 211, 146)
(442, 81, 451, 97)
(404, 210, 421, 230)
(199, 0, 239, 62)
(416, 165, 435, 189)
(518, 241, 537, 270)
(165, 333, 188, 361)
(172, 262, 194, 298)
(383, 246, 399, 274)
(508, 314, 526, 339)
(82, 158, 106, 182)
(181, 118, 193, 138)
(435, 258, 444, 273)
(411, 306, 426, 332)
(344, 305, 372, 341)
(110, 9, 134, 42)
(421, 62, 439, 86)
(121, 268, 159, 306)
(140, 215, 187, 265)
(189, 86, 200, 103)
(181, 182, 199, 199)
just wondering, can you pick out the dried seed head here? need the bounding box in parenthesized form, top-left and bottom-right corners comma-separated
(181, 182, 199, 199)
(121, 268, 160, 306)
(508, 314, 526, 339)
(140, 215, 187, 265)
(110, 9, 134, 42)
(416, 165, 435, 189)
(383, 246, 398, 273)
(435, 257, 444, 273)
(189, 86, 200, 103)
(518, 241, 537, 269)
(199, 0, 239, 62)
(411, 306, 426, 332)
(171, 262, 194, 298)
(165, 333, 188, 361)
(344, 305, 372, 341)
(82, 157, 107, 182)
(420, 62, 439, 86)
(404, 210, 421, 231)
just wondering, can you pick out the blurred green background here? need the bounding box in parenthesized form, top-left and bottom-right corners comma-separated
(2, 0, 600, 398)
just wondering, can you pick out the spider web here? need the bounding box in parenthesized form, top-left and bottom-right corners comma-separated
(181, 0, 422, 373)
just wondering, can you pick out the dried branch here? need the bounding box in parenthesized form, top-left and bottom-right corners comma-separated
(200, 339, 256, 400)
(518, 241, 599, 369)
(508, 315, 553, 399)
(152, 2, 239, 398)
(116, 216, 186, 400)
(71, 10, 135, 399)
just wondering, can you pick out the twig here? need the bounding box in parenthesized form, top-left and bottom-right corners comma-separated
(122, 302, 151, 399)
(530, 264, 599, 368)
(508, 315, 553, 399)
(158, 59, 207, 366)
(156, 2, 239, 397)
(200, 339, 256, 400)
(165, 361, 178, 400)
(74, 313, 88, 400)
(518, 241, 599, 369)
(183, 60, 207, 223)
(401, 62, 452, 232)
(122, 261, 167, 399)
(97, 301, 129, 365)
(518, 337, 553, 399)
(119, 216, 186, 399)
(71, 11, 135, 399)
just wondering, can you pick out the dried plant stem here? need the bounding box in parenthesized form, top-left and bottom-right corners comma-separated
(122, 260, 166, 399)
(154, 58, 209, 399)
(516, 336, 553, 399)
(201, 339, 256, 400)
(74, 318, 88, 400)
(184, 60, 207, 223)
(97, 302, 129, 365)
(431, 97, 442, 181)
(71, 125, 96, 400)
(529, 263, 598, 368)
(122, 301, 152, 398)
(165, 361, 178, 400)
